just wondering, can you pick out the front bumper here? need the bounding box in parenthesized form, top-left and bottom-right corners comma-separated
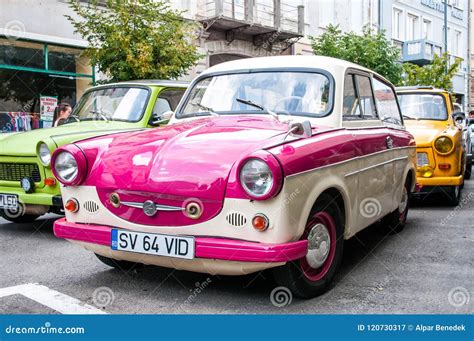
(416, 175, 463, 187)
(0, 186, 62, 207)
(53, 218, 308, 275)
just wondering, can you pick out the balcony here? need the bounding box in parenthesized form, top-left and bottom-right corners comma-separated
(402, 39, 443, 65)
(197, 0, 304, 47)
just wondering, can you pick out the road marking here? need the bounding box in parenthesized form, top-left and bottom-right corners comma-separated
(0, 283, 106, 314)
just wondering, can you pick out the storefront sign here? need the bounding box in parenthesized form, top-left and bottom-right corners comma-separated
(40, 95, 58, 128)
(420, 0, 464, 20)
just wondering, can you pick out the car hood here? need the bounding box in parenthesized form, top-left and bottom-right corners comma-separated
(0, 121, 142, 156)
(82, 116, 291, 198)
(404, 120, 452, 147)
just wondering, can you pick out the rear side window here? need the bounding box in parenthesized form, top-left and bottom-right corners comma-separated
(373, 78, 403, 126)
(354, 75, 377, 119)
(153, 89, 185, 116)
(342, 74, 361, 118)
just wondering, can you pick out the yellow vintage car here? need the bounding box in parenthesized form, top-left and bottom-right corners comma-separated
(396, 86, 466, 206)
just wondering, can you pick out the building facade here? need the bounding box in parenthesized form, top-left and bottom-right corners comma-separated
(381, 0, 470, 107)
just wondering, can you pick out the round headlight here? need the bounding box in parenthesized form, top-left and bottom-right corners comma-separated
(240, 158, 274, 198)
(54, 151, 78, 183)
(434, 136, 454, 154)
(38, 143, 51, 166)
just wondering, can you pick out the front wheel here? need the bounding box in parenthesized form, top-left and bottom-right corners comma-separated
(0, 208, 39, 223)
(272, 193, 344, 298)
(446, 185, 462, 206)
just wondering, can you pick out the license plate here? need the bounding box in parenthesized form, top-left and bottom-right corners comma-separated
(417, 153, 429, 166)
(0, 193, 18, 209)
(111, 230, 195, 260)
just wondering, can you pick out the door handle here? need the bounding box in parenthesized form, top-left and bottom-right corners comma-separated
(386, 136, 394, 149)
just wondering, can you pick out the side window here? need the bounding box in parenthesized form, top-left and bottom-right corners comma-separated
(373, 78, 402, 125)
(153, 89, 185, 116)
(354, 75, 377, 119)
(342, 74, 361, 118)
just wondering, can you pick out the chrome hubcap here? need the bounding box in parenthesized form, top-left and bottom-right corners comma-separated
(398, 187, 408, 213)
(305, 223, 331, 269)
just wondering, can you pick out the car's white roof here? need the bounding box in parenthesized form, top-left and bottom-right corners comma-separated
(201, 55, 380, 79)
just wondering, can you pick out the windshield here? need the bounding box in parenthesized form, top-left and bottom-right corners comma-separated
(69, 87, 149, 123)
(178, 72, 332, 118)
(398, 93, 448, 121)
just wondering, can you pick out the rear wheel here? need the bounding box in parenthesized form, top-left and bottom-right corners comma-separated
(0, 208, 39, 223)
(465, 158, 472, 180)
(382, 178, 410, 234)
(446, 185, 461, 206)
(272, 193, 344, 298)
(95, 254, 142, 271)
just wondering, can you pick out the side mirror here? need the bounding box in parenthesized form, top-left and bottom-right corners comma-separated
(150, 110, 174, 126)
(288, 121, 312, 139)
(453, 111, 466, 126)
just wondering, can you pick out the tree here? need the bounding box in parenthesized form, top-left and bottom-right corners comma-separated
(402, 53, 462, 91)
(310, 24, 404, 85)
(66, 0, 201, 82)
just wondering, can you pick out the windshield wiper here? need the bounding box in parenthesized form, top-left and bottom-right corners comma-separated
(236, 98, 279, 120)
(402, 114, 417, 120)
(194, 103, 219, 117)
(382, 116, 402, 125)
(66, 114, 80, 123)
(90, 109, 110, 122)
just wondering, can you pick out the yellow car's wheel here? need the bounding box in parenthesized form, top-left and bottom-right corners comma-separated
(446, 185, 462, 206)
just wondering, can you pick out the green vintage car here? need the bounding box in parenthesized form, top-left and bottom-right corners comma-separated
(0, 80, 188, 223)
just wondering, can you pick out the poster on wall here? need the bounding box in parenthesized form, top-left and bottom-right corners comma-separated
(40, 95, 58, 128)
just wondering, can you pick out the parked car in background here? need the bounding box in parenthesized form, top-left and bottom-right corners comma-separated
(0, 80, 188, 223)
(455, 113, 472, 179)
(397, 86, 466, 205)
(52, 56, 416, 298)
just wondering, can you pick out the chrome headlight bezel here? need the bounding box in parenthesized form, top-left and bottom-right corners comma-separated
(53, 151, 79, 184)
(239, 158, 275, 199)
(37, 141, 53, 167)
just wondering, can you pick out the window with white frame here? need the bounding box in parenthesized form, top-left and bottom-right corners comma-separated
(422, 19, 432, 40)
(454, 30, 462, 56)
(392, 8, 403, 40)
(406, 14, 419, 41)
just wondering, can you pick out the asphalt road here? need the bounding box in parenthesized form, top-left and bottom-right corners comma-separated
(1, 182, 473, 314)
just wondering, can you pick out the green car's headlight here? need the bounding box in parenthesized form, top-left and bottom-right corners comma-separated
(38, 142, 52, 166)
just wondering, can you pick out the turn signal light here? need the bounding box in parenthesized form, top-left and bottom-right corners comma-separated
(252, 214, 269, 231)
(44, 177, 56, 186)
(65, 198, 79, 213)
(418, 165, 433, 178)
(438, 163, 451, 170)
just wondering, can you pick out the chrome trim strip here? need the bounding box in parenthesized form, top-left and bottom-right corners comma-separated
(121, 201, 184, 211)
(286, 146, 415, 179)
(345, 156, 408, 177)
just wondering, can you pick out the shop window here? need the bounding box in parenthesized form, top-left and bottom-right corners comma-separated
(48, 45, 90, 74)
(0, 39, 44, 69)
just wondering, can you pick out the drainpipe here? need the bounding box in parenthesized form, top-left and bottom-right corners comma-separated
(378, 0, 382, 33)
(444, 0, 448, 72)
(273, 0, 281, 30)
(245, 0, 254, 23)
(297, 5, 304, 35)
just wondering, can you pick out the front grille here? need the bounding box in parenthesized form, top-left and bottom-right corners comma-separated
(0, 163, 41, 182)
(417, 153, 429, 167)
(226, 212, 247, 227)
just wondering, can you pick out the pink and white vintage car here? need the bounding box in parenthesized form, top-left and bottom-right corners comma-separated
(52, 56, 416, 298)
